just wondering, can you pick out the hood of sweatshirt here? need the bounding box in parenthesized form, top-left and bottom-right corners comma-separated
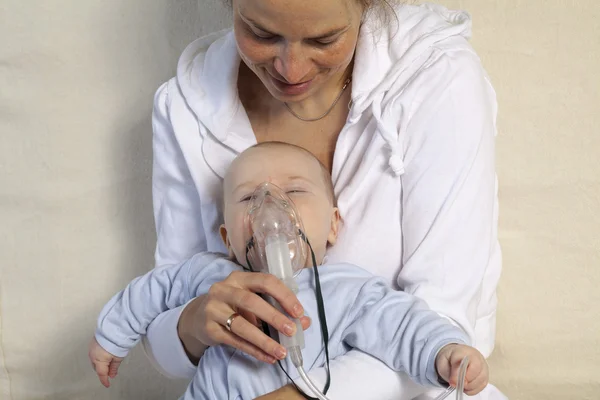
(173, 3, 472, 178)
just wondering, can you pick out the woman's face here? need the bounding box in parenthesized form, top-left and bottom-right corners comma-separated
(233, 0, 364, 102)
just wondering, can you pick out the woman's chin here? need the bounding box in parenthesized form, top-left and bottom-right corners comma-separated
(266, 77, 315, 99)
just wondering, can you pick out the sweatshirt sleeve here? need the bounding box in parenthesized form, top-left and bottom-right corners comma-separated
(151, 79, 208, 267)
(95, 253, 231, 358)
(140, 80, 211, 378)
(339, 276, 470, 387)
(397, 48, 499, 351)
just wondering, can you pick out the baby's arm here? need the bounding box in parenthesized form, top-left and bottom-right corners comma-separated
(91, 252, 236, 385)
(339, 275, 486, 392)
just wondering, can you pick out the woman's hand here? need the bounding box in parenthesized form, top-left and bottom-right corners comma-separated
(178, 271, 311, 364)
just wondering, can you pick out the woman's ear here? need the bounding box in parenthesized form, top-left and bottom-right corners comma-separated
(327, 208, 341, 246)
(219, 224, 235, 258)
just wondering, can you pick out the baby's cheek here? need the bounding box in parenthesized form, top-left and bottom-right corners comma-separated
(229, 216, 248, 257)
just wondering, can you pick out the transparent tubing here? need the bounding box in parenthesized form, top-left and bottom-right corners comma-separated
(265, 235, 330, 400)
(433, 356, 469, 400)
(297, 365, 332, 400)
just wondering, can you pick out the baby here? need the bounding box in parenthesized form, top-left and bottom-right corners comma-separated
(89, 142, 489, 399)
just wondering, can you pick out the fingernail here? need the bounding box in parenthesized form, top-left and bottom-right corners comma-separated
(276, 348, 287, 359)
(266, 356, 276, 364)
(283, 324, 295, 336)
(293, 304, 303, 317)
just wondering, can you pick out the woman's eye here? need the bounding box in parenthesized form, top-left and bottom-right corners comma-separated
(286, 190, 304, 195)
(313, 38, 336, 47)
(240, 195, 255, 202)
(250, 29, 276, 41)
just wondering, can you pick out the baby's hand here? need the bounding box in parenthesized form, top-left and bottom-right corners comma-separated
(88, 337, 124, 388)
(435, 344, 489, 396)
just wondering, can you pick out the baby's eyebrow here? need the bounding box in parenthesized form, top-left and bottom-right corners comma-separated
(286, 176, 314, 184)
(232, 182, 255, 194)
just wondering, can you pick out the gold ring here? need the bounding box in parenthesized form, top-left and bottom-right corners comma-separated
(225, 312, 241, 332)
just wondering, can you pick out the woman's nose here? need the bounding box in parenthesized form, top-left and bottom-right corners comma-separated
(273, 42, 311, 84)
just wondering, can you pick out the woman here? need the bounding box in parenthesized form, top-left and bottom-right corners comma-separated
(142, 0, 504, 399)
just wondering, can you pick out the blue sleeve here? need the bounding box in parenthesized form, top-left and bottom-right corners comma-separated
(95, 253, 235, 357)
(181, 345, 237, 400)
(339, 276, 470, 387)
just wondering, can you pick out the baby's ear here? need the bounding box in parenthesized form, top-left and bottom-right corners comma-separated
(327, 208, 341, 246)
(219, 224, 235, 258)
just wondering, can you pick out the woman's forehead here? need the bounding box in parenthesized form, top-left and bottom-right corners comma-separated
(236, 0, 356, 26)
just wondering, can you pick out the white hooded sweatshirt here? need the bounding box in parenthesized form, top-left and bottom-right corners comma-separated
(143, 3, 505, 399)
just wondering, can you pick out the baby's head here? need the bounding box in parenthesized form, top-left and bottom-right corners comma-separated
(220, 142, 340, 268)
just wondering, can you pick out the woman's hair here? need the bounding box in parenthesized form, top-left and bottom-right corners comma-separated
(362, 0, 401, 29)
(224, 0, 402, 24)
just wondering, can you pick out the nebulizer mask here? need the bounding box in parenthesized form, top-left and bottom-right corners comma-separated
(244, 182, 308, 280)
(244, 182, 332, 400)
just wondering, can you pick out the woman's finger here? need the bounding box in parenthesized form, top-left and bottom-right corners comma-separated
(227, 272, 304, 318)
(217, 324, 278, 364)
(224, 312, 288, 361)
(238, 308, 260, 327)
(300, 315, 311, 330)
(211, 282, 296, 337)
(233, 288, 299, 336)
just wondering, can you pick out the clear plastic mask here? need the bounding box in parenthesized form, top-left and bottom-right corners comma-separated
(244, 182, 308, 276)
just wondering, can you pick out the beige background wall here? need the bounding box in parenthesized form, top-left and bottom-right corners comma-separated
(0, 1, 598, 399)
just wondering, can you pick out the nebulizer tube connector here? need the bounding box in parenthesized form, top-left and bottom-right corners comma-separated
(265, 234, 331, 400)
